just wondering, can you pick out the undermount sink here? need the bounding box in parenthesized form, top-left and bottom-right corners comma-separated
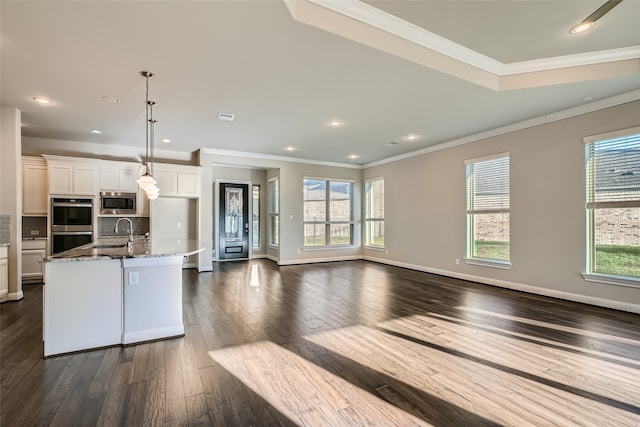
(92, 243, 127, 249)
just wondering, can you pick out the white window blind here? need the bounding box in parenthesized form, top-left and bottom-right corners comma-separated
(466, 155, 510, 215)
(586, 133, 640, 209)
(465, 154, 510, 263)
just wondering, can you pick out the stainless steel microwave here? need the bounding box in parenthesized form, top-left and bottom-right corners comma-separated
(100, 191, 137, 215)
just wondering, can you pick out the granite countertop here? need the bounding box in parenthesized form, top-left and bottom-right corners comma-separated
(45, 237, 205, 262)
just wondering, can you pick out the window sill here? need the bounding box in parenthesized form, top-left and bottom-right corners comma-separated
(303, 245, 355, 252)
(364, 245, 385, 252)
(582, 273, 640, 289)
(464, 257, 512, 270)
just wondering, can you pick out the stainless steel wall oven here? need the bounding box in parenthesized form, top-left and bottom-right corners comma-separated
(50, 198, 94, 254)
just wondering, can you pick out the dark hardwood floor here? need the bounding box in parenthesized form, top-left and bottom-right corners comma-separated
(1, 259, 640, 426)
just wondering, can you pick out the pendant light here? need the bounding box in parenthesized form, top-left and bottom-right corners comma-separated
(137, 71, 159, 197)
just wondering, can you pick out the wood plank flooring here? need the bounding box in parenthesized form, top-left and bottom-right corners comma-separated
(1, 259, 640, 426)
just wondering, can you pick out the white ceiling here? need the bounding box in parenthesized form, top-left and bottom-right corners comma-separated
(2, 0, 639, 166)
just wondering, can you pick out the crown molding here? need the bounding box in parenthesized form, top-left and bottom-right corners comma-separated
(302, 0, 640, 88)
(200, 147, 363, 169)
(309, 0, 503, 74)
(364, 89, 640, 169)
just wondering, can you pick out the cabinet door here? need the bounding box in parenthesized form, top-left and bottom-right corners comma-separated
(49, 165, 73, 195)
(0, 258, 8, 298)
(118, 169, 138, 191)
(22, 250, 45, 281)
(74, 166, 97, 195)
(100, 168, 118, 190)
(177, 172, 200, 196)
(154, 171, 177, 196)
(23, 165, 48, 215)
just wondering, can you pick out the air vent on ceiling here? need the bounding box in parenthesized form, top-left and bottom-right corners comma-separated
(218, 112, 235, 121)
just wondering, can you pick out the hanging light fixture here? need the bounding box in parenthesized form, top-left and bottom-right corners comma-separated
(146, 99, 160, 200)
(137, 71, 159, 198)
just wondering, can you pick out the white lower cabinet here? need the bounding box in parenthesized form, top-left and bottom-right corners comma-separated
(22, 239, 46, 283)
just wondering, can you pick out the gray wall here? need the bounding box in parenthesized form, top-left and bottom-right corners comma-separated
(364, 100, 640, 311)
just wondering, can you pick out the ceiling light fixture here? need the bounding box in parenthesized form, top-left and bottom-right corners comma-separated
(348, 154, 360, 159)
(90, 129, 102, 134)
(218, 112, 235, 121)
(32, 96, 53, 105)
(328, 119, 343, 127)
(284, 146, 296, 152)
(404, 134, 419, 141)
(570, 0, 622, 34)
(102, 96, 121, 103)
(161, 138, 171, 143)
(137, 71, 160, 200)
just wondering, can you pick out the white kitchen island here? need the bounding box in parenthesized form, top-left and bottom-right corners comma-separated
(43, 238, 205, 357)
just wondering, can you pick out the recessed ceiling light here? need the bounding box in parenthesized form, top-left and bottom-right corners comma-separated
(90, 129, 102, 134)
(348, 154, 360, 159)
(569, 0, 622, 35)
(570, 21, 594, 34)
(102, 96, 121, 103)
(328, 119, 343, 127)
(404, 134, 419, 141)
(32, 96, 53, 105)
(218, 112, 235, 121)
(161, 138, 171, 143)
(284, 146, 296, 152)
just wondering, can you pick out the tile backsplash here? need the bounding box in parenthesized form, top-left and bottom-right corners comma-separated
(22, 216, 47, 238)
(99, 217, 150, 237)
(0, 215, 10, 244)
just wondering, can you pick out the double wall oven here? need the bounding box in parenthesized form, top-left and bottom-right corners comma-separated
(50, 198, 94, 254)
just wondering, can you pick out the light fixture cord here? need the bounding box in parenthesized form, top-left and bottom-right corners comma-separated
(149, 102, 156, 176)
(144, 74, 150, 169)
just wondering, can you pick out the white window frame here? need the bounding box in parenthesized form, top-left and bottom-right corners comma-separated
(364, 177, 384, 249)
(268, 178, 279, 247)
(465, 152, 511, 269)
(582, 126, 640, 287)
(303, 177, 354, 249)
(252, 185, 260, 250)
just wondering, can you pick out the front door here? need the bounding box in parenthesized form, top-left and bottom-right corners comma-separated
(218, 182, 249, 260)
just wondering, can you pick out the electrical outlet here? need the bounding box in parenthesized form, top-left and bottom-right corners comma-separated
(455, 258, 460, 265)
(176, 222, 182, 229)
(128, 271, 139, 285)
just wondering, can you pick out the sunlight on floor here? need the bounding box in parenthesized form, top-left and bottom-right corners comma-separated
(209, 341, 426, 426)
(210, 313, 640, 426)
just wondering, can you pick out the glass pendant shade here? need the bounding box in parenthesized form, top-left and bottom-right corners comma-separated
(137, 171, 156, 190)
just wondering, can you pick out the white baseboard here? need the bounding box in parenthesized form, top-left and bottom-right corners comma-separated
(278, 254, 361, 266)
(363, 255, 640, 314)
(198, 264, 214, 272)
(2, 291, 24, 302)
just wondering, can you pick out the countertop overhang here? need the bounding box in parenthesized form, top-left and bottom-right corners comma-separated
(45, 237, 205, 262)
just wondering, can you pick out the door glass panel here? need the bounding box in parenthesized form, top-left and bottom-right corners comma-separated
(224, 187, 243, 242)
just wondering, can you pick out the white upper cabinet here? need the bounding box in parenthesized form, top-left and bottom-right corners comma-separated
(99, 165, 138, 192)
(44, 156, 98, 196)
(152, 164, 201, 198)
(22, 156, 48, 215)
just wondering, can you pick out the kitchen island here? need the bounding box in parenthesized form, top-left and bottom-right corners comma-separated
(43, 238, 205, 357)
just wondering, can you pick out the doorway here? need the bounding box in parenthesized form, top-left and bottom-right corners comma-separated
(218, 182, 249, 260)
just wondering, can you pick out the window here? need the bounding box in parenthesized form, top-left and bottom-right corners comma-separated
(268, 178, 279, 246)
(365, 178, 384, 247)
(303, 178, 353, 247)
(465, 154, 510, 265)
(252, 185, 260, 249)
(585, 129, 640, 279)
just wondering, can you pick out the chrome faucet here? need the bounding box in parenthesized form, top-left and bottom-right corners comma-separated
(114, 217, 134, 250)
